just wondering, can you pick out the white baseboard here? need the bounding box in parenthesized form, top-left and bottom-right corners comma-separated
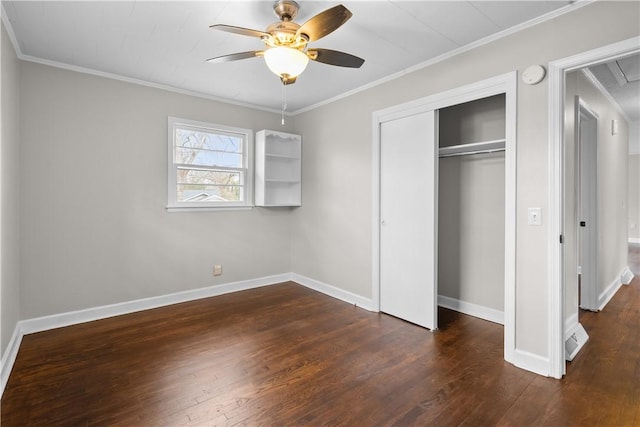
(511, 349, 552, 377)
(291, 273, 376, 311)
(628, 237, 640, 244)
(437, 295, 504, 325)
(597, 266, 633, 311)
(621, 266, 634, 285)
(1, 273, 292, 399)
(0, 323, 24, 397)
(19, 273, 292, 335)
(0, 272, 378, 399)
(598, 276, 622, 311)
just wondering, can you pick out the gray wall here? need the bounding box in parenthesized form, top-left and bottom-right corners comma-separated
(630, 153, 640, 242)
(2, 1, 639, 370)
(438, 95, 506, 312)
(439, 94, 506, 147)
(438, 153, 505, 311)
(564, 69, 631, 322)
(629, 119, 640, 242)
(1, 21, 21, 355)
(18, 62, 294, 319)
(577, 71, 629, 297)
(291, 1, 640, 358)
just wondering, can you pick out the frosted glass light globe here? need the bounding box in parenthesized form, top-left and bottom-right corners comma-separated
(264, 47, 309, 78)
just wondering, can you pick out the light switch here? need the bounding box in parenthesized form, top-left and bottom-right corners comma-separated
(528, 208, 542, 226)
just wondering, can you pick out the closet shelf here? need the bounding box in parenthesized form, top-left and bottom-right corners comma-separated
(439, 139, 505, 158)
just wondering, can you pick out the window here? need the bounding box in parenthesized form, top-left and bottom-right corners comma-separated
(168, 117, 253, 210)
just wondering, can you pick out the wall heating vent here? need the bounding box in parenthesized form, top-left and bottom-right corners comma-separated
(565, 323, 589, 361)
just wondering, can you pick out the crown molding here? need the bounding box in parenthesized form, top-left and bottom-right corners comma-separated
(3, 1, 591, 116)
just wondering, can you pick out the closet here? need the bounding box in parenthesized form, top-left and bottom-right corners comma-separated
(437, 94, 506, 323)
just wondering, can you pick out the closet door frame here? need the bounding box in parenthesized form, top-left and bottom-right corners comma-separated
(372, 72, 517, 365)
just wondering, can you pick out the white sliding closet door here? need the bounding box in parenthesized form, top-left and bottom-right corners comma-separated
(380, 110, 438, 330)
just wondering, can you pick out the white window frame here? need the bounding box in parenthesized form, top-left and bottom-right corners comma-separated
(167, 117, 253, 211)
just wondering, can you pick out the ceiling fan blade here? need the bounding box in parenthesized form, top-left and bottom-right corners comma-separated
(296, 4, 352, 42)
(210, 24, 270, 39)
(206, 51, 264, 64)
(308, 49, 364, 68)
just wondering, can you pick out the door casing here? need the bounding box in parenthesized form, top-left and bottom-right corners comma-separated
(548, 36, 640, 378)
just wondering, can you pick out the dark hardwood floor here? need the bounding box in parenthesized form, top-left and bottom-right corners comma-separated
(2, 273, 639, 426)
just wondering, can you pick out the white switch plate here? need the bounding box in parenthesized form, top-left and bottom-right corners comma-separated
(528, 208, 542, 226)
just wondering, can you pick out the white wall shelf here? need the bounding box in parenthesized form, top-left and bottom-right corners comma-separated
(255, 130, 301, 207)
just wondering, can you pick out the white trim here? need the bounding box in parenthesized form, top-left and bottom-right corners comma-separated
(598, 275, 623, 311)
(504, 73, 518, 366)
(0, 324, 23, 397)
(511, 349, 551, 377)
(1, 274, 291, 398)
(629, 238, 640, 244)
(20, 274, 290, 336)
(166, 117, 254, 211)
(548, 58, 566, 379)
(1, 2, 587, 116)
(27, 56, 285, 116)
(0, 272, 380, 399)
(548, 36, 640, 380)
(372, 71, 518, 368)
(437, 295, 504, 325)
(291, 273, 375, 312)
(621, 266, 634, 286)
(373, 73, 516, 122)
(294, 2, 588, 115)
(564, 312, 579, 337)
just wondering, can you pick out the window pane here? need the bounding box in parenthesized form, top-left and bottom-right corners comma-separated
(177, 184, 242, 202)
(175, 129, 242, 153)
(176, 168, 242, 202)
(176, 147, 242, 168)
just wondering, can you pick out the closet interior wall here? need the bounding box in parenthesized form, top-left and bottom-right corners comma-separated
(438, 94, 506, 319)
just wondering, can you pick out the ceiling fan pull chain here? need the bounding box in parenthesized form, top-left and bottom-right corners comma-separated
(281, 83, 287, 125)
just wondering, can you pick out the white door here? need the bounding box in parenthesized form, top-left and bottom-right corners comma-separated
(577, 98, 598, 311)
(380, 110, 438, 330)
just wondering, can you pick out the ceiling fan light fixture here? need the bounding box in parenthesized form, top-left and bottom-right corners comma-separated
(264, 46, 309, 79)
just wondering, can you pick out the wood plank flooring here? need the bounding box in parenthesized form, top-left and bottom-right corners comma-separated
(2, 272, 639, 426)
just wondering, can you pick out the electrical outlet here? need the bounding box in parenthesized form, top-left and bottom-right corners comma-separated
(213, 265, 222, 276)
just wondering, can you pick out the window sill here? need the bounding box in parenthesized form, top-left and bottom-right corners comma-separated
(166, 205, 254, 213)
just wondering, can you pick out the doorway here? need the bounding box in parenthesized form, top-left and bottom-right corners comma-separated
(576, 98, 599, 311)
(548, 37, 640, 378)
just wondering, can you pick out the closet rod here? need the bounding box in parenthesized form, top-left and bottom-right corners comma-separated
(439, 148, 505, 158)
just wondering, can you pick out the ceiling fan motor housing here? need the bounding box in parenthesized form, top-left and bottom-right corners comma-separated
(266, 21, 306, 47)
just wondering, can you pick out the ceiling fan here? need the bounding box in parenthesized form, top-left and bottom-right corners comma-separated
(207, 0, 365, 85)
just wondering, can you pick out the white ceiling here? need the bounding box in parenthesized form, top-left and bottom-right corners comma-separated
(588, 54, 640, 123)
(4, 1, 577, 113)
